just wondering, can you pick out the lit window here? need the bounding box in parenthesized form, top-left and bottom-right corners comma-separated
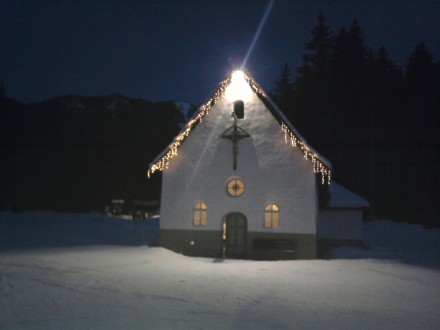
(193, 202, 207, 226)
(264, 203, 280, 228)
(227, 178, 245, 197)
(234, 100, 244, 119)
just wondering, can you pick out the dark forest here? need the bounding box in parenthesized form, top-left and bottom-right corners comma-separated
(271, 12, 439, 227)
(0, 95, 191, 213)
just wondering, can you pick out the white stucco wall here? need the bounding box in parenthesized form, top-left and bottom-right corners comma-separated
(160, 80, 317, 235)
(318, 210, 363, 240)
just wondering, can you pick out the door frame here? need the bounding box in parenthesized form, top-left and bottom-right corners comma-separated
(222, 212, 247, 259)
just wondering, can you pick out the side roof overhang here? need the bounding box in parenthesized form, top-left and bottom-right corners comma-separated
(325, 182, 370, 209)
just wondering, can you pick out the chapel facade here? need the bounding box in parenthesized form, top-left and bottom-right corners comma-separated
(148, 71, 366, 260)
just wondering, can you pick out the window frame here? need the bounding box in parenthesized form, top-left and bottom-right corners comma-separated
(193, 202, 207, 226)
(226, 178, 245, 197)
(264, 203, 280, 228)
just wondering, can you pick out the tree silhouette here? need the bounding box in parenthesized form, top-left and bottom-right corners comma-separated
(402, 42, 439, 226)
(0, 81, 5, 99)
(275, 11, 440, 226)
(406, 42, 435, 93)
(302, 11, 334, 75)
(405, 42, 437, 142)
(294, 11, 335, 145)
(271, 63, 294, 119)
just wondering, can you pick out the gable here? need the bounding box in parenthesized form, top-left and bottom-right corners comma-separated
(148, 71, 331, 184)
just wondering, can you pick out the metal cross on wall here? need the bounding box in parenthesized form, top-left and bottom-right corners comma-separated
(219, 112, 251, 170)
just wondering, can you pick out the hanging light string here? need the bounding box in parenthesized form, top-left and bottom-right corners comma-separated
(147, 71, 331, 184)
(243, 72, 331, 184)
(281, 123, 331, 184)
(147, 76, 232, 178)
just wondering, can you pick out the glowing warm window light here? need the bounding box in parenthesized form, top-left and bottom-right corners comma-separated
(264, 203, 280, 228)
(227, 178, 245, 197)
(193, 202, 207, 226)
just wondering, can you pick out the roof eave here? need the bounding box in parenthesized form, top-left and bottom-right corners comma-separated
(256, 91, 332, 170)
(148, 71, 332, 175)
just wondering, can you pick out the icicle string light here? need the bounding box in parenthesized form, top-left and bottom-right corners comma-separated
(243, 74, 267, 98)
(147, 75, 232, 178)
(281, 123, 331, 184)
(148, 71, 331, 185)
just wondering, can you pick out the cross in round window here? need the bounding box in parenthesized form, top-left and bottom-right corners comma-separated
(227, 178, 245, 197)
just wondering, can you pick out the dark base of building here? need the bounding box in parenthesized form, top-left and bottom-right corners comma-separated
(160, 229, 317, 260)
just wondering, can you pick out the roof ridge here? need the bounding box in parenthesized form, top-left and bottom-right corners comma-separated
(147, 71, 331, 184)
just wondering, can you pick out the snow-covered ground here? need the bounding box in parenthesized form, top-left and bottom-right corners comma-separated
(1, 212, 439, 329)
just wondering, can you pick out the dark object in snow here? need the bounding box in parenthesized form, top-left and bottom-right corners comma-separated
(110, 199, 125, 215)
(108, 199, 159, 220)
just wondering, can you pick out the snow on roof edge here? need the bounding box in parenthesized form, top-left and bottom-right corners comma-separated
(148, 79, 228, 169)
(326, 182, 370, 208)
(249, 78, 331, 169)
(148, 71, 331, 173)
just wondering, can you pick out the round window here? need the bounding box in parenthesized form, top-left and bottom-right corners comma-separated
(227, 178, 245, 197)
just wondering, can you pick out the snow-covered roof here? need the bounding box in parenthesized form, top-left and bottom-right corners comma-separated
(256, 84, 331, 169)
(148, 71, 331, 182)
(326, 182, 370, 208)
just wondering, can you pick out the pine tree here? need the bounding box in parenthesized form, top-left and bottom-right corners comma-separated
(402, 42, 439, 227)
(376, 46, 395, 76)
(332, 20, 368, 85)
(321, 19, 374, 209)
(347, 19, 367, 70)
(0, 81, 5, 99)
(275, 13, 437, 226)
(272, 63, 294, 116)
(294, 11, 335, 145)
(405, 42, 437, 137)
(302, 11, 334, 75)
(331, 20, 369, 130)
(406, 42, 435, 91)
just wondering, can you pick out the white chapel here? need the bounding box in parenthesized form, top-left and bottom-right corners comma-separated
(148, 71, 368, 259)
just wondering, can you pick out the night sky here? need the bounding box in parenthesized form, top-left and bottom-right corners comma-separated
(2, 0, 440, 105)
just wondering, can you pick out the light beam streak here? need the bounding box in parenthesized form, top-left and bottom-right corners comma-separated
(241, 0, 275, 70)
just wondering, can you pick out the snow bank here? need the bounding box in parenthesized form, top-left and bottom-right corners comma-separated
(1, 213, 439, 329)
(332, 219, 440, 269)
(0, 211, 159, 250)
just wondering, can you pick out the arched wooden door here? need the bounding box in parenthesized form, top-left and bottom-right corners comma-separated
(223, 212, 247, 259)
